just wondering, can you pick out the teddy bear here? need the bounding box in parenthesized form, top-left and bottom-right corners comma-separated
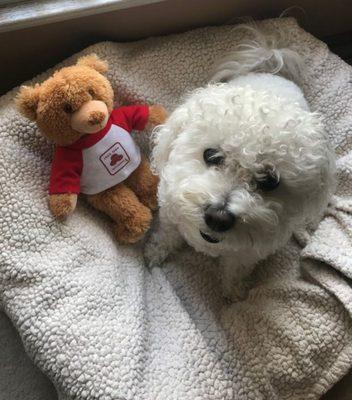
(16, 53, 167, 244)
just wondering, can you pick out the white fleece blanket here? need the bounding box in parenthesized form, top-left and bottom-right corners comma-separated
(1, 18, 352, 400)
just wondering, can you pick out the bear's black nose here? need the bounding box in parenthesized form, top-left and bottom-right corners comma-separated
(204, 204, 235, 232)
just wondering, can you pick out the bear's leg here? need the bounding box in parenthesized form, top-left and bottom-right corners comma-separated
(86, 183, 152, 244)
(125, 155, 159, 211)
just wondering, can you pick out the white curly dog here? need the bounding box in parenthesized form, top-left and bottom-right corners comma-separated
(145, 25, 336, 301)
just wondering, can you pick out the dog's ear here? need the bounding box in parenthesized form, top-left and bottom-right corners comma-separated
(151, 110, 186, 173)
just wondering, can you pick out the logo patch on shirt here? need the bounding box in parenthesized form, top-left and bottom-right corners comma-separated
(99, 142, 130, 175)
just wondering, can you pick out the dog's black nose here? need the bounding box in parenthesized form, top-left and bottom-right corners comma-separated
(204, 205, 235, 232)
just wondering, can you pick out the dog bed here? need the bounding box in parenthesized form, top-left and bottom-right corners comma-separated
(1, 17, 352, 400)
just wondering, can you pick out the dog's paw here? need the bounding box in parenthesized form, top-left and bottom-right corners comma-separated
(143, 235, 169, 269)
(222, 280, 250, 303)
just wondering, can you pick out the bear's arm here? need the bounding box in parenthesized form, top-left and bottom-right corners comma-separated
(111, 105, 149, 132)
(49, 146, 83, 194)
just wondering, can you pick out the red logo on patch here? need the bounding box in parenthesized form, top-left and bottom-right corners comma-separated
(110, 153, 123, 166)
(100, 142, 130, 175)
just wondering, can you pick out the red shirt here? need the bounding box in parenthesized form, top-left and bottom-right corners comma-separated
(49, 105, 149, 195)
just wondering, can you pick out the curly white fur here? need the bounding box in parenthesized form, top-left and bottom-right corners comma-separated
(146, 25, 336, 301)
(209, 24, 304, 83)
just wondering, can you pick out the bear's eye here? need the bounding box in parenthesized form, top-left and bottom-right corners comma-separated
(88, 88, 95, 97)
(255, 167, 280, 190)
(63, 103, 74, 114)
(203, 148, 224, 166)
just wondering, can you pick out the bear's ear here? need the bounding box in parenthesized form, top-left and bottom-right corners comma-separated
(16, 84, 41, 121)
(76, 53, 108, 74)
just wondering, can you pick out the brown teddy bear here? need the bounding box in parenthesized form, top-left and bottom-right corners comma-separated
(16, 54, 167, 244)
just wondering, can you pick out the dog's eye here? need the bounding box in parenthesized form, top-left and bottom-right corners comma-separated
(203, 148, 224, 166)
(255, 167, 280, 190)
(63, 103, 74, 114)
(88, 88, 95, 97)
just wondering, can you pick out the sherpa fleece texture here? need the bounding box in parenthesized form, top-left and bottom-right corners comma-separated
(1, 18, 352, 400)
